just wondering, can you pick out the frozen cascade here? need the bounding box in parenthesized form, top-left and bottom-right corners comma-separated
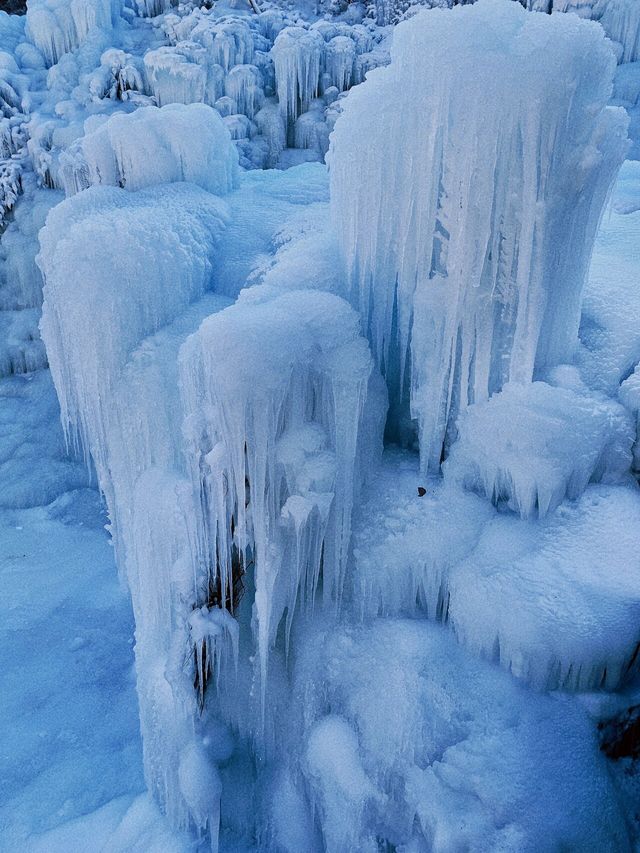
(143, 47, 208, 107)
(38, 183, 233, 831)
(179, 287, 376, 703)
(224, 65, 264, 120)
(38, 161, 383, 841)
(329, 0, 628, 470)
(444, 379, 635, 518)
(25, 0, 121, 67)
(271, 27, 324, 123)
(597, 0, 640, 64)
(323, 36, 355, 92)
(60, 103, 239, 196)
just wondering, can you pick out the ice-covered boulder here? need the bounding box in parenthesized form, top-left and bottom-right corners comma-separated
(60, 103, 239, 196)
(444, 380, 634, 518)
(330, 0, 628, 470)
(447, 483, 640, 691)
(352, 451, 640, 693)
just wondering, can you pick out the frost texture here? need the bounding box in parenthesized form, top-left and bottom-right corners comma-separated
(330, 0, 628, 470)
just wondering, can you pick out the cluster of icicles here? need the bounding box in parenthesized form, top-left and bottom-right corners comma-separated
(34, 0, 637, 849)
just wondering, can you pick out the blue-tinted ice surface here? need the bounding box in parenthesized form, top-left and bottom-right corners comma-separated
(2, 0, 640, 850)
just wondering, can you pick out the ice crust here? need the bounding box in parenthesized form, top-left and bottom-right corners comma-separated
(330, 0, 628, 470)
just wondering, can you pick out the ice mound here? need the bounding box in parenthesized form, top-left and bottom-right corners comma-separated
(353, 452, 640, 692)
(60, 103, 239, 196)
(180, 287, 378, 692)
(444, 380, 634, 518)
(330, 0, 628, 470)
(447, 484, 640, 692)
(285, 619, 629, 851)
(25, 0, 120, 67)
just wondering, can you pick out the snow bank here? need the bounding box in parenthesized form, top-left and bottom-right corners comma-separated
(444, 380, 634, 518)
(330, 0, 628, 470)
(60, 104, 238, 196)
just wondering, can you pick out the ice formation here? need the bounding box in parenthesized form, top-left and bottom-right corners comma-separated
(5, 0, 640, 848)
(180, 287, 376, 697)
(330, 0, 628, 469)
(25, 0, 119, 67)
(352, 454, 640, 692)
(60, 104, 239, 196)
(444, 379, 635, 518)
(271, 27, 324, 122)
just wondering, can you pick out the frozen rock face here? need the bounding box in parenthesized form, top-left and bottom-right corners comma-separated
(444, 379, 634, 518)
(59, 103, 239, 196)
(330, 0, 628, 470)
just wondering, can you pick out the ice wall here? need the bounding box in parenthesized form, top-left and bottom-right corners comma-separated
(60, 103, 239, 196)
(330, 0, 628, 470)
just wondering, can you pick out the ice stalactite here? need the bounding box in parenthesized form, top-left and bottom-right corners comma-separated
(179, 287, 375, 707)
(329, 0, 628, 470)
(60, 103, 239, 196)
(271, 27, 324, 123)
(25, 0, 120, 67)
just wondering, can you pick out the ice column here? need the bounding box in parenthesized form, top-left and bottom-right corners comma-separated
(329, 0, 628, 470)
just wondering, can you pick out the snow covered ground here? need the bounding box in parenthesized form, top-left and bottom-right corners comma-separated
(2, 0, 640, 850)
